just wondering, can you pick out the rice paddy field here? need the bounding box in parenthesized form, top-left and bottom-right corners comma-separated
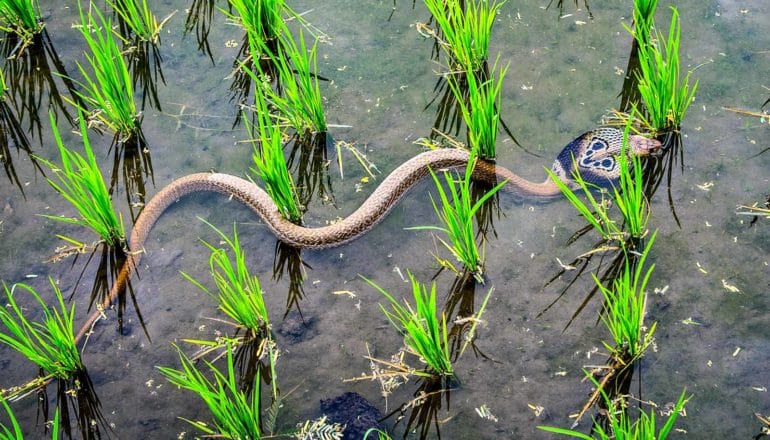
(0, 0, 768, 438)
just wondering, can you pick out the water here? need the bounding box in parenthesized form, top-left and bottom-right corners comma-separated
(0, 0, 768, 438)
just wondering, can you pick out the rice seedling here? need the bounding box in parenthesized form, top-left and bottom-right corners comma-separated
(69, 4, 140, 139)
(0, 396, 22, 439)
(0, 0, 43, 48)
(0, 278, 83, 382)
(275, 28, 327, 134)
(0, 398, 62, 439)
(424, 0, 503, 72)
(409, 154, 506, 282)
(248, 92, 303, 224)
(539, 384, 690, 439)
(35, 111, 126, 249)
(157, 344, 263, 439)
(630, 1, 658, 34)
(224, 0, 285, 58)
(629, 7, 698, 132)
(106, 0, 173, 44)
(447, 59, 508, 159)
(181, 220, 270, 339)
(245, 27, 327, 135)
(596, 230, 657, 361)
(364, 273, 454, 377)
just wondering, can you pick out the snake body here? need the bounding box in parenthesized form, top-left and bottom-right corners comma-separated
(74, 128, 660, 343)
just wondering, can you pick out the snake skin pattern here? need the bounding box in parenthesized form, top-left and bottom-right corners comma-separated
(73, 128, 660, 343)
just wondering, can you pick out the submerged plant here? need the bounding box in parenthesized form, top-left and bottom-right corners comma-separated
(158, 345, 262, 439)
(248, 91, 303, 224)
(364, 273, 454, 377)
(182, 220, 270, 338)
(0, 279, 83, 381)
(36, 112, 126, 248)
(410, 153, 506, 282)
(0, 0, 44, 46)
(70, 3, 140, 138)
(630, 7, 698, 132)
(424, 0, 503, 72)
(107, 0, 173, 43)
(448, 59, 508, 159)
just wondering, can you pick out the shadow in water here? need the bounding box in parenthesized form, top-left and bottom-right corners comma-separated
(0, 95, 39, 195)
(618, 39, 641, 113)
(53, 241, 148, 341)
(470, 178, 502, 242)
(383, 376, 456, 440)
(37, 368, 112, 440)
(287, 131, 335, 210)
(184, 0, 217, 62)
(1, 30, 81, 141)
(546, 0, 593, 19)
(641, 131, 684, 226)
(108, 129, 154, 224)
(272, 241, 312, 318)
(233, 337, 275, 399)
(540, 234, 646, 330)
(443, 270, 493, 362)
(124, 38, 165, 112)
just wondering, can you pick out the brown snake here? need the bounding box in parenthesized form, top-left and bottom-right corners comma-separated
(74, 128, 660, 344)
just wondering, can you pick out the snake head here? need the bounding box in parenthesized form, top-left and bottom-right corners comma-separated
(551, 128, 663, 190)
(628, 134, 663, 157)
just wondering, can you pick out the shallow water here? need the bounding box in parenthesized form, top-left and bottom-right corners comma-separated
(0, 0, 768, 438)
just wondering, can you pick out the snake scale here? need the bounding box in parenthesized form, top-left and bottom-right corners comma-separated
(73, 128, 660, 344)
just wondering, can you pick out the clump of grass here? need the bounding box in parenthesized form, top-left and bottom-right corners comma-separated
(107, 0, 173, 43)
(629, 7, 698, 132)
(364, 273, 453, 377)
(632, 0, 659, 43)
(0, 279, 83, 381)
(0, 0, 44, 44)
(224, 0, 285, 57)
(597, 230, 658, 361)
(157, 345, 263, 439)
(250, 28, 327, 134)
(248, 91, 303, 224)
(424, 0, 504, 72)
(182, 220, 270, 338)
(70, 4, 140, 138)
(36, 111, 126, 248)
(539, 384, 690, 439)
(409, 154, 506, 282)
(448, 59, 508, 159)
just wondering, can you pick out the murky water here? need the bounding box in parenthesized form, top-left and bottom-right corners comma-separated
(1, 0, 768, 438)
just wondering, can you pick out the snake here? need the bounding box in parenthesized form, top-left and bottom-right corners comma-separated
(73, 128, 661, 344)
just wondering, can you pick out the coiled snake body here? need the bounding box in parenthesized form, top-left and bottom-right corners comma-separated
(74, 128, 660, 343)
